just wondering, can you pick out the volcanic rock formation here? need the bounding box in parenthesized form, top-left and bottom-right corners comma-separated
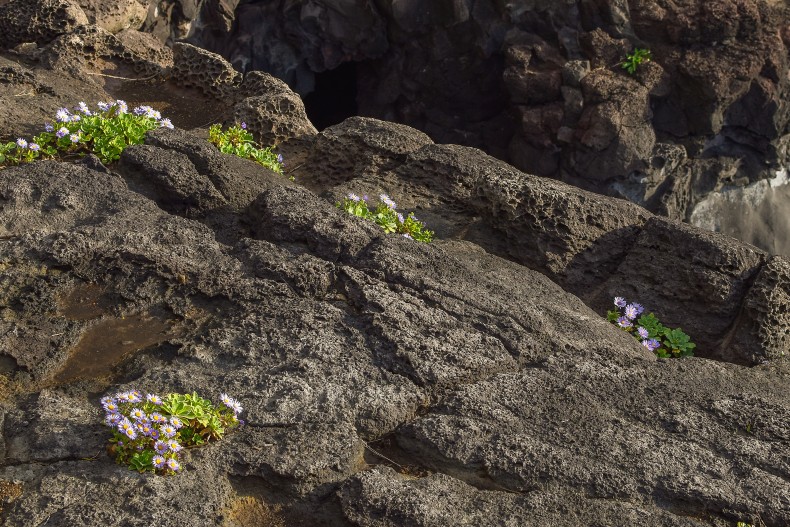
(178, 1, 790, 223)
(0, 2, 789, 526)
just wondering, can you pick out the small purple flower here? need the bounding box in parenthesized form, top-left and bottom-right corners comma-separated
(169, 417, 184, 429)
(240, 122, 247, 129)
(379, 194, 397, 210)
(97, 101, 110, 111)
(624, 304, 639, 320)
(70, 114, 81, 123)
(56, 127, 69, 139)
(166, 440, 182, 453)
(150, 413, 166, 424)
(69, 133, 80, 144)
(614, 297, 627, 308)
(29, 143, 40, 152)
(347, 193, 360, 202)
(396, 212, 405, 224)
(15, 138, 27, 149)
(117, 418, 134, 435)
(166, 458, 181, 471)
(161, 424, 177, 438)
(230, 400, 243, 415)
(77, 102, 91, 115)
(159, 118, 173, 129)
(277, 153, 284, 164)
(154, 440, 168, 454)
(138, 422, 154, 437)
(402, 233, 413, 239)
(220, 393, 233, 407)
(637, 327, 649, 339)
(149, 428, 160, 440)
(153, 455, 166, 469)
(132, 105, 150, 116)
(128, 390, 142, 403)
(616, 316, 633, 328)
(44, 123, 54, 132)
(642, 339, 661, 352)
(146, 394, 163, 405)
(105, 413, 122, 426)
(123, 427, 137, 440)
(632, 303, 645, 315)
(115, 100, 128, 114)
(129, 408, 146, 421)
(55, 108, 70, 122)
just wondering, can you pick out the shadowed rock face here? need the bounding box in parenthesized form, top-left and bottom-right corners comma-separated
(0, 7, 789, 527)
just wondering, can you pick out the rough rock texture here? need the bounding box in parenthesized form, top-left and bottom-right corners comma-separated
(173, 0, 790, 253)
(76, 0, 147, 34)
(0, 0, 88, 50)
(170, 41, 242, 98)
(0, 124, 788, 526)
(0, 5, 789, 526)
(234, 72, 318, 145)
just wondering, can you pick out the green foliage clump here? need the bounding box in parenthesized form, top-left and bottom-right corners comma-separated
(208, 122, 285, 175)
(607, 297, 696, 358)
(337, 192, 434, 243)
(102, 389, 243, 475)
(621, 48, 652, 74)
(0, 101, 173, 167)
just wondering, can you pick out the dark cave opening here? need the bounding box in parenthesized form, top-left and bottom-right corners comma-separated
(303, 62, 359, 131)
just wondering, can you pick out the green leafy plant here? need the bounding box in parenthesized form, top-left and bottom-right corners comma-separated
(337, 192, 434, 243)
(608, 297, 695, 358)
(208, 122, 285, 176)
(0, 101, 173, 167)
(102, 389, 243, 475)
(621, 48, 652, 75)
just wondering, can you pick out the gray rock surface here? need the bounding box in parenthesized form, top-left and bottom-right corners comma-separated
(0, 124, 788, 526)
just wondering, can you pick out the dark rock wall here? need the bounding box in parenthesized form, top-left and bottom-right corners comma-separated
(176, 0, 790, 224)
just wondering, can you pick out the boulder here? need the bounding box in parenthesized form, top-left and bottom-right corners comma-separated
(234, 71, 318, 145)
(0, 0, 88, 50)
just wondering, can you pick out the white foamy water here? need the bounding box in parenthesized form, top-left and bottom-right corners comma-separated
(689, 168, 790, 255)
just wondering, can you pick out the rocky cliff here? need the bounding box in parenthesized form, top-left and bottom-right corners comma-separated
(0, 1, 789, 526)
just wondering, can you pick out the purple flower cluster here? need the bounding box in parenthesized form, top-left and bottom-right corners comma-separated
(611, 296, 657, 351)
(102, 390, 185, 473)
(102, 389, 243, 475)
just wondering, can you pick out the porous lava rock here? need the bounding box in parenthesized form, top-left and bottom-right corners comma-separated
(0, 0, 88, 50)
(234, 72, 318, 145)
(170, 41, 242, 98)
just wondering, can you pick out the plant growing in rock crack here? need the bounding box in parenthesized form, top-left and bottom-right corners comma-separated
(0, 101, 174, 167)
(207, 122, 286, 176)
(607, 296, 696, 358)
(621, 48, 652, 75)
(337, 192, 434, 243)
(102, 389, 243, 475)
